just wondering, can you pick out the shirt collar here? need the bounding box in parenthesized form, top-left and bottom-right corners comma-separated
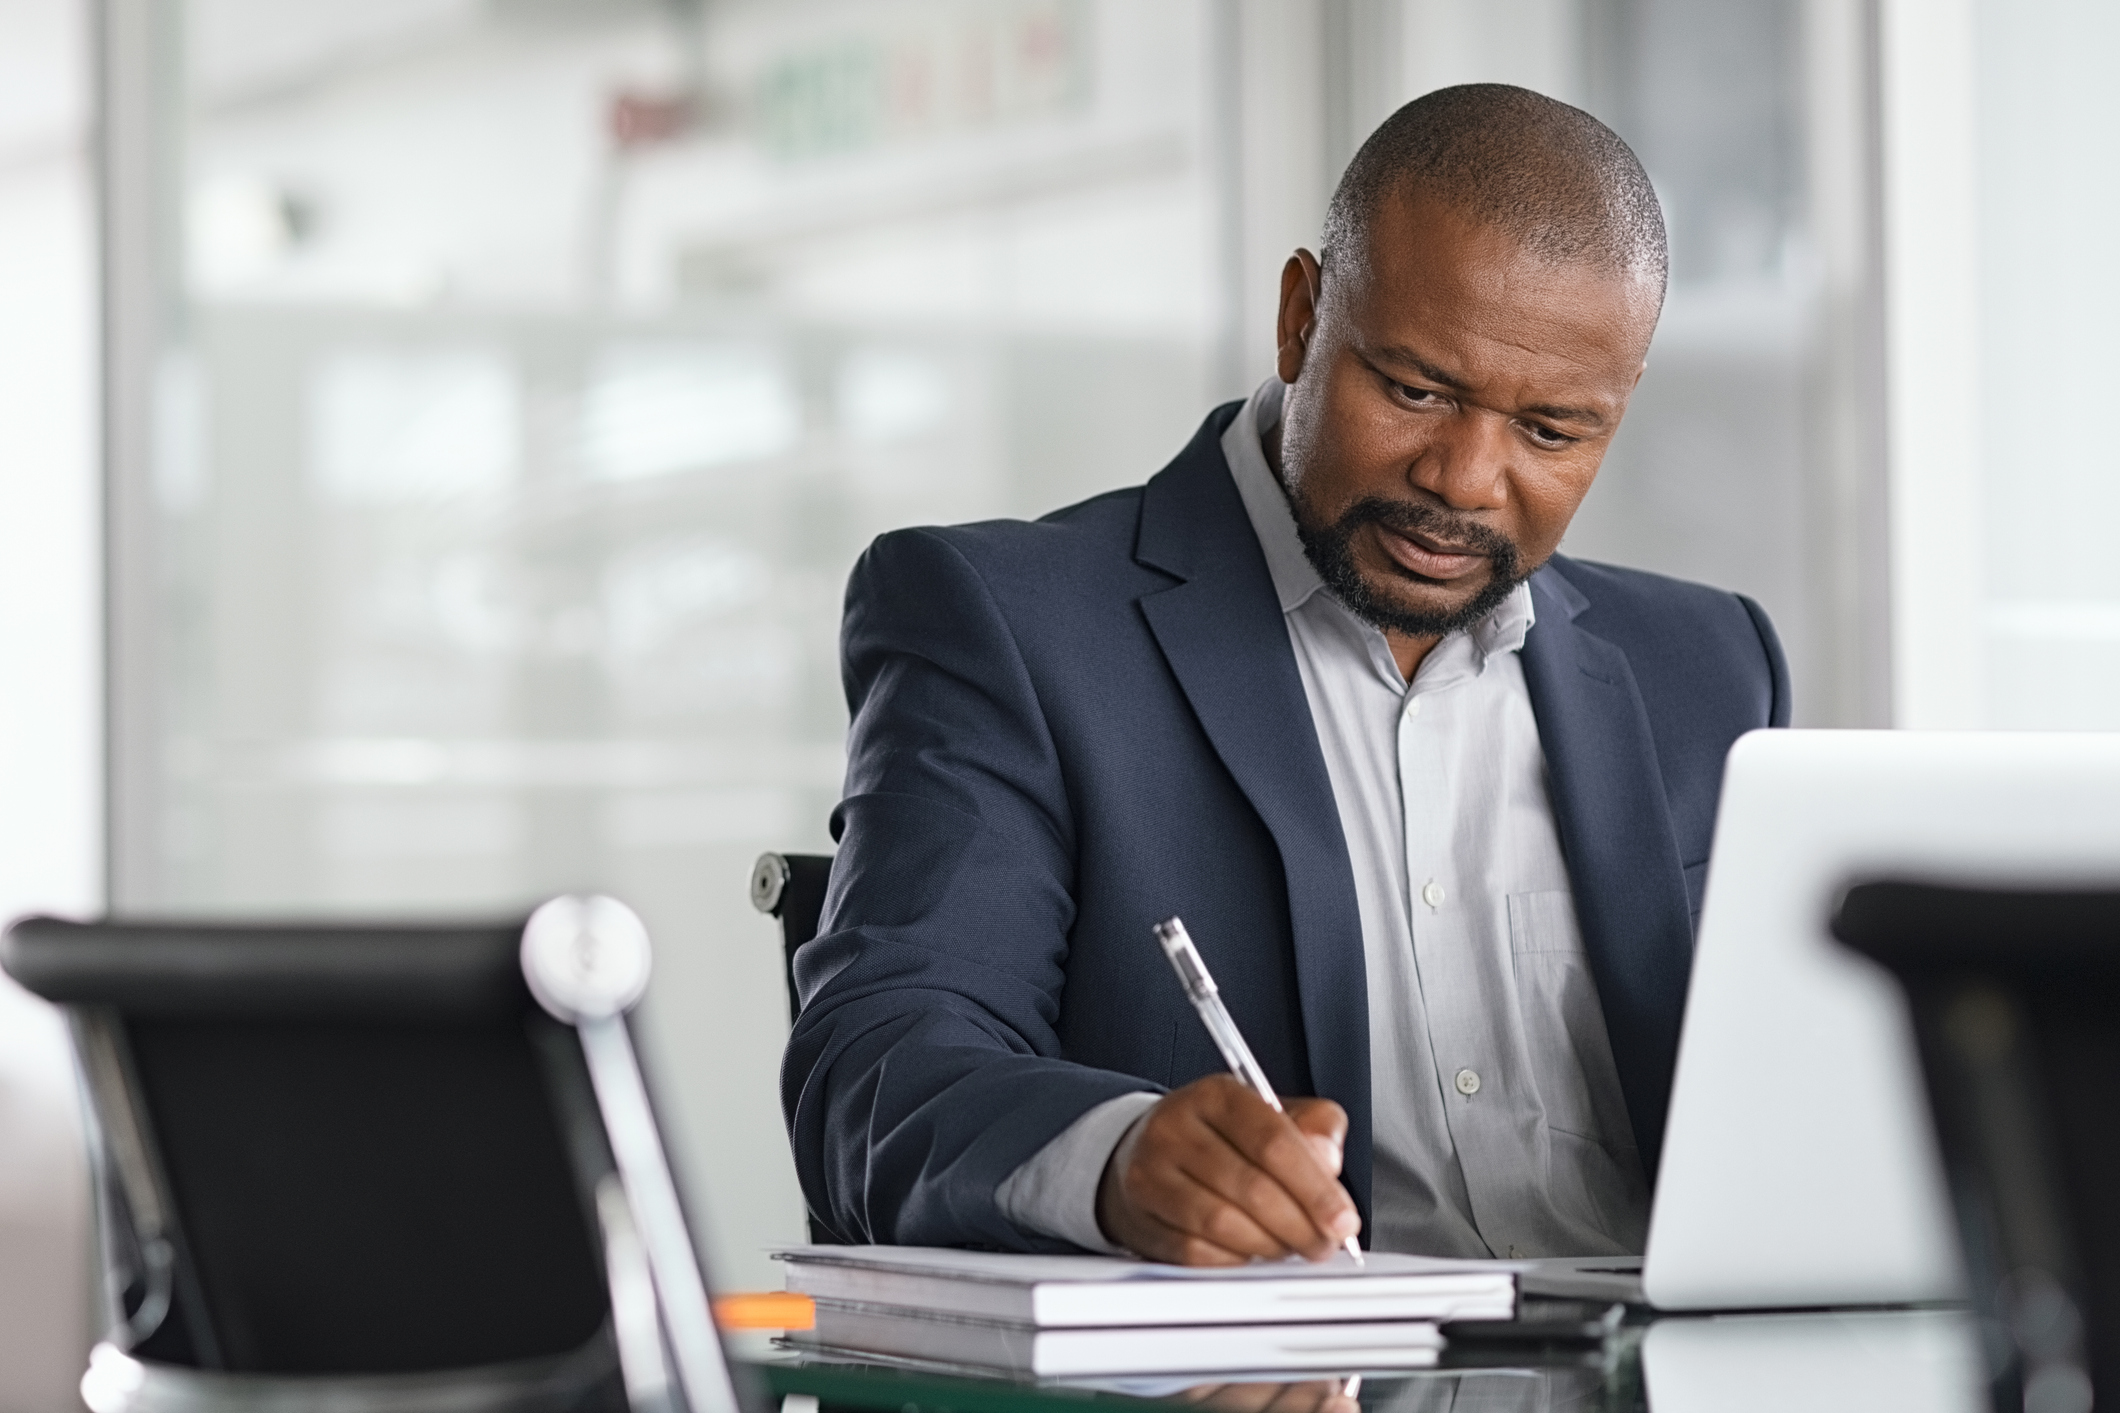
(1221, 379, 1325, 614)
(1221, 378, 1535, 663)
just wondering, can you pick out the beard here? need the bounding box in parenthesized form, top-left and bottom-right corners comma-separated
(1292, 493, 1529, 639)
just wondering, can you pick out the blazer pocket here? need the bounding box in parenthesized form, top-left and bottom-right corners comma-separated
(1167, 1016, 1225, 1089)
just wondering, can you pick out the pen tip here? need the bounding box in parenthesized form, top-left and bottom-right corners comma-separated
(1345, 1237, 1365, 1266)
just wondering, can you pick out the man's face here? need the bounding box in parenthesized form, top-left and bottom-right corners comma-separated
(1274, 194, 1659, 640)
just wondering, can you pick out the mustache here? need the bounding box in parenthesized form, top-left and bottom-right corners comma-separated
(1330, 496, 1521, 572)
(1291, 492, 1529, 640)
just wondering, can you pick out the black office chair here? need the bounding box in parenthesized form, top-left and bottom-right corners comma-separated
(1835, 881, 2120, 1413)
(748, 853, 833, 1022)
(750, 853, 837, 1243)
(2, 900, 751, 1413)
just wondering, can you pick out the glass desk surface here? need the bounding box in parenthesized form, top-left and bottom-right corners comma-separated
(749, 1307, 1985, 1413)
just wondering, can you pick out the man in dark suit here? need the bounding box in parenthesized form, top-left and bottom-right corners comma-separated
(783, 84, 1789, 1265)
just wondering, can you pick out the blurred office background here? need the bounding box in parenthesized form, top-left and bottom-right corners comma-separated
(0, 0, 2114, 1405)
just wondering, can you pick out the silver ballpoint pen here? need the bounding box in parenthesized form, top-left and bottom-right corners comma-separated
(1153, 916, 1366, 1266)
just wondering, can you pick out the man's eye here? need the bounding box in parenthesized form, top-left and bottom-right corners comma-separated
(1525, 423, 1575, 448)
(1396, 383, 1442, 404)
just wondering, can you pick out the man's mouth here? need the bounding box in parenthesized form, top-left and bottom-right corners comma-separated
(1291, 493, 1524, 639)
(1373, 524, 1490, 582)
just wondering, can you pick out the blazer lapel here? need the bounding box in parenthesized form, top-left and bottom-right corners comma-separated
(1134, 408, 1375, 1220)
(1520, 564, 1694, 1174)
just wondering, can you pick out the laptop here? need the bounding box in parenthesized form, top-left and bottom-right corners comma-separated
(1554, 729, 2120, 1312)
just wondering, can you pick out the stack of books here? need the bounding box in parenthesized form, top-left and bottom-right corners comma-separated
(776, 1245, 1520, 1378)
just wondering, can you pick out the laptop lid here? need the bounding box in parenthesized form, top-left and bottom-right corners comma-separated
(1643, 730, 2120, 1310)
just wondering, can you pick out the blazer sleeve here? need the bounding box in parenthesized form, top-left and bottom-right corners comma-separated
(781, 528, 1159, 1249)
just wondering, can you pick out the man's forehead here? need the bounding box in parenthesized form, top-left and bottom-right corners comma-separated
(1329, 205, 1659, 381)
(1343, 193, 1654, 306)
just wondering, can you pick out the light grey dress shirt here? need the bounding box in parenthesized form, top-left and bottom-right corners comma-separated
(997, 380, 1649, 1258)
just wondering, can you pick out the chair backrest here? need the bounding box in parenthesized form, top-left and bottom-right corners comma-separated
(1, 915, 618, 1385)
(749, 853, 837, 1243)
(748, 853, 833, 1021)
(1835, 881, 2120, 1413)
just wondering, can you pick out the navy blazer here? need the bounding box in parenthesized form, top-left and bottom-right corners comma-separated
(783, 403, 1791, 1250)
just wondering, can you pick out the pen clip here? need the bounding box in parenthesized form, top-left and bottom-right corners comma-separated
(1153, 918, 1217, 1003)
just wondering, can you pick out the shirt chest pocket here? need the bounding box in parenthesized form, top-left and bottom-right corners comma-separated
(1506, 889, 1613, 1146)
(1507, 889, 1587, 955)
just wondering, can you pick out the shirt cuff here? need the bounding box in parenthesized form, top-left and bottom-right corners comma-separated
(995, 1091, 1161, 1254)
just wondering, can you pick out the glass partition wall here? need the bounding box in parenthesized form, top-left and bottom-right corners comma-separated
(103, 0, 1882, 1284)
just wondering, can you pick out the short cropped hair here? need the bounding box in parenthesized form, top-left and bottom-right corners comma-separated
(1321, 84, 1667, 298)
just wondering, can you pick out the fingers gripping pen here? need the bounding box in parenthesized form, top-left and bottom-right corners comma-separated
(1153, 916, 1366, 1266)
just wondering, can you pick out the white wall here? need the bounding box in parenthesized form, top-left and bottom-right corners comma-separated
(1880, 0, 1982, 728)
(1970, 0, 2120, 728)
(0, 0, 101, 1405)
(1881, 0, 2120, 729)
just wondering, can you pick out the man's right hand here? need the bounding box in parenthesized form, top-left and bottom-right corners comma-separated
(1094, 1074, 1362, 1265)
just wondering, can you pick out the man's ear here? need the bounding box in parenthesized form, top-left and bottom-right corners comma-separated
(1275, 250, 1323, 384)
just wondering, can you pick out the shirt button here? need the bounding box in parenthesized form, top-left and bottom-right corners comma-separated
(1421, 880, 1446, 909)
(1406, 697, 1422, 718)
(1455, 1068, 1481, 1096)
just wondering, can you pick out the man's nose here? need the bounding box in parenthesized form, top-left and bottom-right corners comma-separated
(1407, 410, 1512, 511)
